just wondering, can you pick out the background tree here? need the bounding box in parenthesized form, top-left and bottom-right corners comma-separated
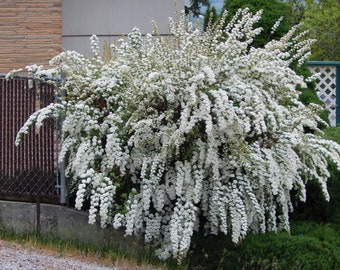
(203, 6, 218, 30)
(300, 0, 340, 60)
(286, 0, 305, 24)
(185, 0, 210, 17)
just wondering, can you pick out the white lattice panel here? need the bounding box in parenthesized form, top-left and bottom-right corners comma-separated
(308, 65, 337, 126)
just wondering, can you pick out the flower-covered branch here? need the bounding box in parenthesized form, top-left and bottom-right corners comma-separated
(15, 8, 340, 262)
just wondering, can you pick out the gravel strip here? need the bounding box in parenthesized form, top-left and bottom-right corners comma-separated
(0, 240, 118, 270)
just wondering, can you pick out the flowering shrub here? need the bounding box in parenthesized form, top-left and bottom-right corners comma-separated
(15, 9, 340, 262)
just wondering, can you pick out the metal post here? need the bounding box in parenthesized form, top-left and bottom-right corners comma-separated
(60, 159, 67, 204)
(58, 72, 67, 204)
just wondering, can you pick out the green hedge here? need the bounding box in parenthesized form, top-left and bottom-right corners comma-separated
(187, 222, 340, 269)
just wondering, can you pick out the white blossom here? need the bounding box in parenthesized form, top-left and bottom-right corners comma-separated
(14, 9, 340, 263)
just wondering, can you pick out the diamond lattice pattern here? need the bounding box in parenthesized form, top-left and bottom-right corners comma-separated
(308, 66, 337, 126)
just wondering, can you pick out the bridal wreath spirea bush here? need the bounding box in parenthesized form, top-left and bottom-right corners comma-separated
(15, 9, 340, 261)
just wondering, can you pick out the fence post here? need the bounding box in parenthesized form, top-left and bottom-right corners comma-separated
(60, 159, 67, 204)
(58, 73, 67, 205)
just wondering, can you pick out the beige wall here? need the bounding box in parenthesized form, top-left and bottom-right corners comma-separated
(0, 0, 62, 73)
(62, 0, 184, 56)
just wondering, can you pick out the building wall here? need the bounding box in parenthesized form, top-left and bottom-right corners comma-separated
(0, 0, 62, 73)
(0, 0, 184, 73)
(62, 0, 184, 56)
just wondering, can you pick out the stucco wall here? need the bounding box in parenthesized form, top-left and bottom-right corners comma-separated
(0, 0, 62, 73)
(62, 0, 185, 55)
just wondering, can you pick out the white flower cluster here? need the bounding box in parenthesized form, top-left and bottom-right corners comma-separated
(15, 9, 340, 262)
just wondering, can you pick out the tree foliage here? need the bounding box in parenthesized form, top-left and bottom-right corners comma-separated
(185, 0, 210, 17)
(14, 9, 340, 263)
(300, 0, 340, 60)
(203, 6, 218, 30)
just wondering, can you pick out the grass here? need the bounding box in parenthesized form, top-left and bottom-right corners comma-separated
(0, 227, 178, 270)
